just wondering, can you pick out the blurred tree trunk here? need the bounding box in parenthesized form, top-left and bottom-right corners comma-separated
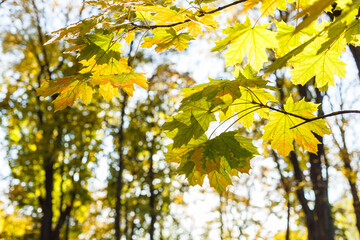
(149, 138, 157, 240)
(115, 94, 128, 240)
(41, 156, 54, 240)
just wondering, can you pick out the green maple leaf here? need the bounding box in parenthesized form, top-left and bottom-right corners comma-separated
(167, 131, 258, 192)
(212, 17, 278, 71)
(345, 19, 360, 46)
(262, 97, 331, 157)
(78, 44, 121, 64)
(84, 33, 122, 53)
(181, 78, 243, 106)
(163, 97, 216, 148)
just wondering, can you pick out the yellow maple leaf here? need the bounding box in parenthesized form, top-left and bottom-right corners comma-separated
(261, 0, 288, 16)
(186, 14, 218, 37)
(262, 97, 331, 157)
(80, 57, 132, 75)
(141, 28, 194, 52)
(290, 37, 346, 88)
(80, 57, 147, 96)
(276, 21, 303, 56)
(52, 81, 93, 111)
(243, 0, 261, 12)
(243, 0, 287, 15)
(99, 82, 119, 102)
(134, 5, 184, 24)
(90, 72, 147, 96)
(213, 17, 278, 71)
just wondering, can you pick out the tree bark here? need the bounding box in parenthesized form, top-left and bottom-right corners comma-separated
(40, 156, 54, 240)
(52, 191, 75, 240)
(149, 148, 156, 240)
(289, 152, 318, 240)
(148, 135, 160, 240)
(300, 87, 334, 240)
(115, 94, 128, 240)
(349, 45, 360, 79)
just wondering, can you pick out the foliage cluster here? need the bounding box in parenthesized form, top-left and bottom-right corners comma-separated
(38, 0, 360, 192)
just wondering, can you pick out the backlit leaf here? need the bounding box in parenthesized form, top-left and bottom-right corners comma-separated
(263, 97, 331, 157)
(166, 131, 258, 192)
(212, 17, 278, 71)
(142, 28, 194, 52)
(290, 37, 346, 89)
(37, 76, 94, 111)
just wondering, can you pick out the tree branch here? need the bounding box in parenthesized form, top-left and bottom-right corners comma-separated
(254, 101, 360, 130)
(289, 110, 360, 129)
(129, 0, 247, 30)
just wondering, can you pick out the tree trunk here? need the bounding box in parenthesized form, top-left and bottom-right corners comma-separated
(309, 147, 334, 240)
(41, 157, 54, 240)
(299, 86, 334, 240)
(289, 152, 318, 240)
(115, 94, 128, 240)
(65, 215, 70, 240)
(149, 139, 157, 240)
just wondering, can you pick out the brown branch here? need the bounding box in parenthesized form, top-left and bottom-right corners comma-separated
(254, 101, 360, 130)
(289, 110, 360, 129)
(255, 102, 309, 121)
(129, 0, 247, 30)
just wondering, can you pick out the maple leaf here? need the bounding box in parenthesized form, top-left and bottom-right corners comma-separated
(37, 76, 94, 111)
(294, 0, 335, 33)
(163, 97, 216, 148)
(90, 72, 147, 96)
(167, 131, 258, 192)
(266, 17, 348, 73)
(99, 82, 119, 102)
(142, 28, 194, 52)
(220, 87, 276, 128)
(183, 6, 219, 37)
(244, 0, 287, 16)
(290, 37, 346, 89)
(84, 33, 122, 53)
(345, 19, 360, 46)
(262, 97, 331, 157)
(45, 16, 100, 44)
(186, 14, 218, 37)
(134, 5, 185, 24)
(275, 21, 305, 56)
(181, 78, 243, 106)
(80, 57, 132, 75)
(212, 17, 278, 71)
(80, 57, 147, 96)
